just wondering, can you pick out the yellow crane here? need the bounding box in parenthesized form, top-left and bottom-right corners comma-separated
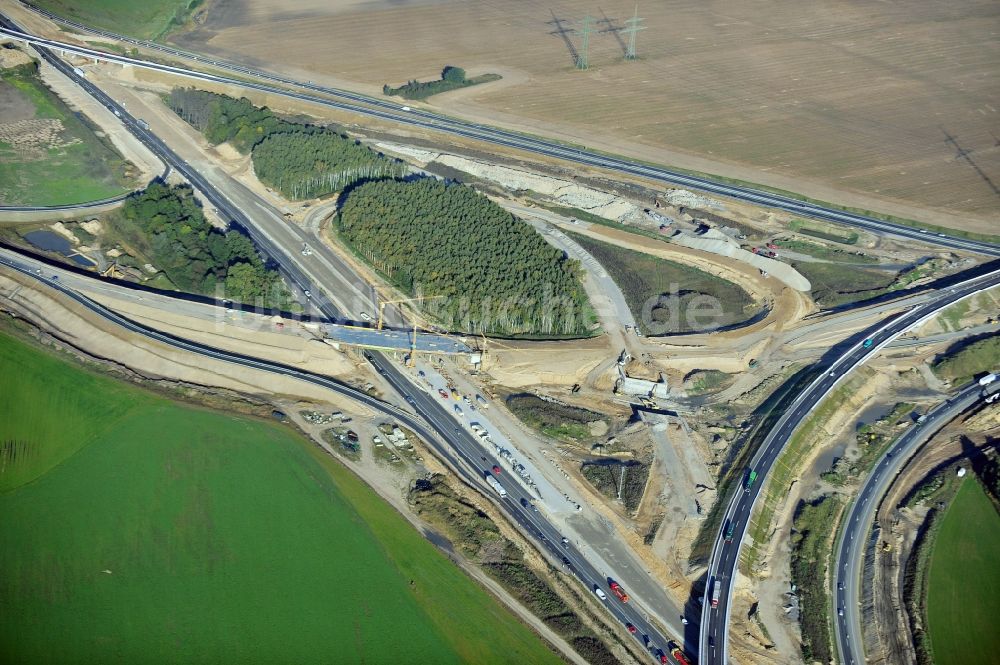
(376, 294, 443, 331)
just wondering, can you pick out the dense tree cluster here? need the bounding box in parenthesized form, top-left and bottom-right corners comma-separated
(166, 88, 401, 200)
(110, 181, 285, 306)
(253, 132, 405, 200)
(383, 66, 501, 101)
(337, 178, 593, 335)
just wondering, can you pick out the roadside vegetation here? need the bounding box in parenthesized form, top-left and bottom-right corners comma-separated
(684, 369, 734, 396)
(409, 475, 616, 665)
(821, 402, 914, 485)
(167, 89, 404, 200)
(32, 0, 202, 40)
(933, 334, 1000, 385)
(772, 238, 877, 263)
(788, 219, 859, 244)
(105, 181, 287, 307)
(0, 61, 136, 206)
(742, 378, 861, 574)
(567, 231, 758, 334)
(790, 495, 842, 664)
(580, 461, 650, 514)
(505, 393, 608, 443)
(383, 66, 501, 101)
(0, 328, 560, 664)
(336, 178, 594, 336)
(795, 257, 951, 309)
(791, 262, 899, 308)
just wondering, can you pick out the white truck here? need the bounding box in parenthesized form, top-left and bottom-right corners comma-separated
(978, 372, 997, 387)
(486, 474, 507, 498)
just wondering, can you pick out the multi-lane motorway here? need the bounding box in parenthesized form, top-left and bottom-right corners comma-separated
(0, 13, 689, 662)
(699, 268, 1000, 665)
(2, 10, 1000, 259)
(0, 239, 682, 664)
(5, 8, 1000, 664)
(834, 380, 990, 665)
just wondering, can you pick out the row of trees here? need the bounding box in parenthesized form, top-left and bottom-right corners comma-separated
(337, 178, 593, 336)
(166, 88, 401, 200)
(383, 66, 500, 101)
(109, 181, 285, 307)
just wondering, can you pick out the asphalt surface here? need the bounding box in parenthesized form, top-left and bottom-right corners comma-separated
(3, 12, 1000, 259)
(0, 245, 684, 665)
(699, 267, 1000, 665)
(0, 15, 686, 662)
(833, 381, 990, 665)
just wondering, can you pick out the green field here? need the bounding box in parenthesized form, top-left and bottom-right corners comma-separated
(0, 63, 135, 206)
(927, 479, 1000, 665)
(0, 331, 559, 664)
(33, 0, 199, 40)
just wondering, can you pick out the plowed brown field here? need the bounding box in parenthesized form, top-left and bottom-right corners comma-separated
(172, 0, 1000, 232)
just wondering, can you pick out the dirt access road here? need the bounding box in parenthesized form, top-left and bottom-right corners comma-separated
(163, 0, 1000, 232)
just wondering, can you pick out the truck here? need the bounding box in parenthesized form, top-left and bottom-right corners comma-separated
(485, 474, 507, 498)
(724, 519, 735, 543)
(751, 247, 777, 258)
(711, 579, 722, 608)
(669, 643, 693, 665)
(744, 469, 758, 492)
(979, 372, 997, 387)
(609, 580, 629, 603)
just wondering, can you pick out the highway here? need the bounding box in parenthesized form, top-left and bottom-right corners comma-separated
(834, 380, 992, 665)
(0, 14, 688, 662)
(698, 267, 1000, 665)
(2, 14, 999, 259)
(0, 246, 683, 665)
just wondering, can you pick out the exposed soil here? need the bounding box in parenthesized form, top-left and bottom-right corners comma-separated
(161, 0, 1000, 231)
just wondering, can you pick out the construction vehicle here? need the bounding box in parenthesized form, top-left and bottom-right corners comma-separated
(485, 474, 507, 498)
(711, 579, 722, 608)
(609, 580, 629, 603)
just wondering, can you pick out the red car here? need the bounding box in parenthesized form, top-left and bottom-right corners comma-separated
(626, 623, 637, 634)
(492, 465, 502, 475)
(659, 653, 668, 664)
(438, 389, 449, 399)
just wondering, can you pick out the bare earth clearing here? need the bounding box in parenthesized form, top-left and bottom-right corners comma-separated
(168, 0, 1000, 232)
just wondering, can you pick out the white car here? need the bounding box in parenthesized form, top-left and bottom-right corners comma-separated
(360, 312, 371, 321)
(453, 404, 463, 417)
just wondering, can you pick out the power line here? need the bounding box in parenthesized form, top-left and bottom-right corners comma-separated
(623, 6, 645, 60)
(577, 14, 594, 70)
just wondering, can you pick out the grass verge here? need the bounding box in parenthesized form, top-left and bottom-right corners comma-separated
(933, 334, 1000, 385)
(505, 393, 608, 443)
(33, 0, 203, 41)
(790, 495, 843, 664)
(409, 475, 618, 664)
(566, 230, 759, 334)
(742, 377, 862, 574)
(0, 63, 135, 206)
